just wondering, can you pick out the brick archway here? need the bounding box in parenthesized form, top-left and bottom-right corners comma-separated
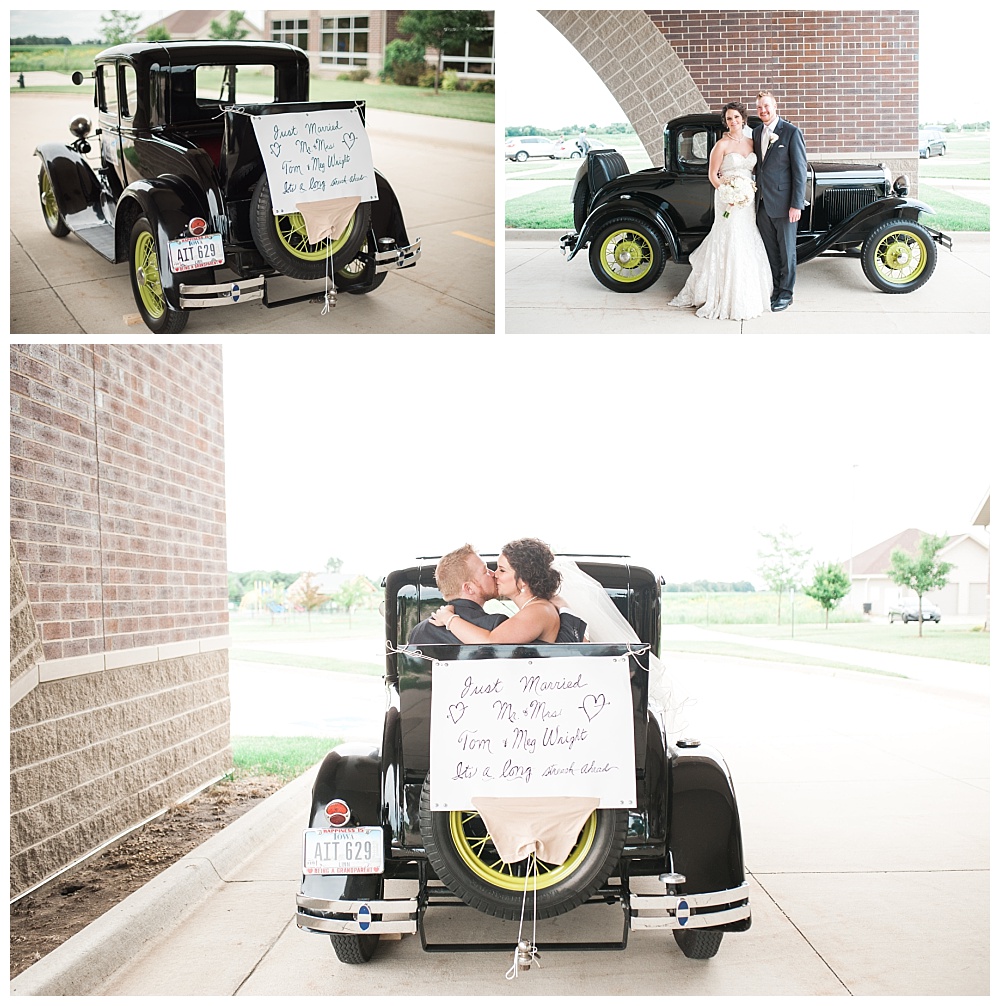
(541, 9, 708, 163)
(541, 9, 919, 184)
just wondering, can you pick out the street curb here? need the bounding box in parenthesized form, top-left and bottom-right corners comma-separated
(10, 767, 318, 997)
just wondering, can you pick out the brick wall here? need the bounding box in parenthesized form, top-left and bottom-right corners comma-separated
(9, 344, 231, 898)
(543, 10, 918, 184)
(645, 9, 919, 158)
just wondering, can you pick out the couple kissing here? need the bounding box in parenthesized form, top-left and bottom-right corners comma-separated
(408, 539, 588, 646)
(671, 89, 807, 321)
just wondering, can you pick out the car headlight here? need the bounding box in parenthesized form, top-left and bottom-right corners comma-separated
(893, 174, 910, 197)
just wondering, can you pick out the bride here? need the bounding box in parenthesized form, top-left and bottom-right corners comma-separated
(670, 101, 773, 321)
(430, 541, 684, 729)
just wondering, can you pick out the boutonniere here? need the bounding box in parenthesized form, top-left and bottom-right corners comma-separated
(767, 132, 779, 148)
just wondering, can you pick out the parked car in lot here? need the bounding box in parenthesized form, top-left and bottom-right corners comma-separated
(888, 600, 942, 623)
(561, 113, 952, 295)
(555, 139, 584, 159)
(35, 40, 420, 334)
(505, 135, 558, 161)
(296, 554, 751, 966)
(919, 130, 947, 158)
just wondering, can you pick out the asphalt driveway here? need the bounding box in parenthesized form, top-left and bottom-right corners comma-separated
(10, 92, 494, 335)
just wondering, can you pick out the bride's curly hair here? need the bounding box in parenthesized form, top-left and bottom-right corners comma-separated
(721, 101, 748, 126)
(501, 538, 561, 600)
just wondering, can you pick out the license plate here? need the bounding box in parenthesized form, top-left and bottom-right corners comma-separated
(303, 827, 384, 875)
(168, 234, 225, 273)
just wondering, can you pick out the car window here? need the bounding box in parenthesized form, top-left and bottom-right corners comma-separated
(98, 65, 117, 116)
(675, 127, 710, 171)
(121, 65, 138, 118)
(194, 63, 278, 105)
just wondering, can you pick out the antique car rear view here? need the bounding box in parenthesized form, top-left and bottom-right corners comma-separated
(561, 113, 951, 295)
(35, 41, 420, 334)
(295, 556, 750, 973)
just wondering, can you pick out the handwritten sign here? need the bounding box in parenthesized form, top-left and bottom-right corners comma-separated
(250, 108, 378, 213)
(429, 656, 636, 810)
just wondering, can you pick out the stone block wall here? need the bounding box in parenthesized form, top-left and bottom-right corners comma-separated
(9, 344, 231, 898)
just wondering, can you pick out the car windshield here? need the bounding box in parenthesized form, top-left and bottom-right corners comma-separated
(195, 63, 277, 105)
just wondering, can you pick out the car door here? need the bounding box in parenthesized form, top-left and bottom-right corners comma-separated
(96, 62, 127, 216)
(669, 124, 718, 239)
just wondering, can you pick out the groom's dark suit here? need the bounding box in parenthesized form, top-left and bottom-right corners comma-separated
(753, 117, 807, 304)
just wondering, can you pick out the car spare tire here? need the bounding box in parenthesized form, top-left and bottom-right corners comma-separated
(249, 173, 370, 280)
(417, 776, 627, 920)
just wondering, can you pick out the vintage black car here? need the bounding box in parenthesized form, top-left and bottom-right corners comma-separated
(561, 114, 951, 295)
(296, 556, 750, 967)
(35, 40, 420, 333)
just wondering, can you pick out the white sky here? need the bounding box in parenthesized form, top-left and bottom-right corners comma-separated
(222, 338, 990, 584)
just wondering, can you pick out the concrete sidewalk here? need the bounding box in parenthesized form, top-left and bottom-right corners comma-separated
(11, 643, 988, 996)
(505, 229, 990, 334)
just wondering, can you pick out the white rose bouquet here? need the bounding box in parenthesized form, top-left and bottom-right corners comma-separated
(719, 175, 756, 218)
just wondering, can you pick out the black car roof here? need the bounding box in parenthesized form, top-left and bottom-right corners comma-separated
(95, 39, 308, 66)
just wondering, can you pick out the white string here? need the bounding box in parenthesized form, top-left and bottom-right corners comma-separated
(321, 240, 336, 315)
(505, 852, 541, 979)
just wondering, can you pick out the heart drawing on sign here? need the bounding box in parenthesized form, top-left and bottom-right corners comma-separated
(342, 132, 356, 150)
(581, 694, 606, 721)
(269, 142, 281, 157)
(448, 701, 467, 724)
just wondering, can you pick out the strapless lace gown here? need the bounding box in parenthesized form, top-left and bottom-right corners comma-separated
(670, 152, 772, 320)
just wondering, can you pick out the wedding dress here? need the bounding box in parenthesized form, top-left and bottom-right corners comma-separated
(669, 151, 773, 320)
(552, 559, 689, 734)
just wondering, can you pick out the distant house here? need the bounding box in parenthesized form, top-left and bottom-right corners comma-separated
(844, 528, 989, 618)
(137, 10, 264, 41)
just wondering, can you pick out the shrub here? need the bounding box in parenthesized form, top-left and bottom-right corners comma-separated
(440, 69, 461, 92)
(337, 68, 370, 82)
(381, 38, 426, 85)
(468, 79, 494, 93)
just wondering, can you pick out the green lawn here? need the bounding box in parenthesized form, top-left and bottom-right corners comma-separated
(918, 184, 989, 231)
(231, 735, 341, 780)
(707, 621, 989, 664)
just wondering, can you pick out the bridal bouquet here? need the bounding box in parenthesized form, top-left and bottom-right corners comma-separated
(719, 175, 756, 218)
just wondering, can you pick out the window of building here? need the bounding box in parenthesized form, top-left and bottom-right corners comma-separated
(320, 15, 370, 67)
(440, 12, 494, 76)
(271, 18, 309, 50)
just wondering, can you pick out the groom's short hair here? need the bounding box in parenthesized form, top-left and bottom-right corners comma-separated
(435, 544, 478, 599)
(757, 89, 776, 101)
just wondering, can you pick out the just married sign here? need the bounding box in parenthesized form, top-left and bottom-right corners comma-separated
(250, 108, 378, 214)
(428, 656, 637, 810)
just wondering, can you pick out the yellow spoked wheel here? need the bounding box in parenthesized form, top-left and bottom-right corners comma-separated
(250, 173, 371, 280)
(447, 809, 598, 892)
(589, 215, 666, 293)
(861, 219, 937, 293)
(418, 777, 628, 920)
(127, 217, 188, 334)
(38, 165, 69, 237)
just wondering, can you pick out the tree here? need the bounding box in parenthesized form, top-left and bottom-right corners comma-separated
(886, 533, 953, 637)
(100, 11, 142, 46)
(333, 577, 371, 629)
(209, 11, 249, 41)
(145, 26, 171, 42)
(325, 556, 344, 573)
(757, 528, 812, 625)
(397, 10, 491, 94)
(803, 561, 852, 628)
(380, 38, 427, 86)
(289, 573, 333, 630)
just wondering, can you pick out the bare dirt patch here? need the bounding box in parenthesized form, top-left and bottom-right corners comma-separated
(10, 773, 286, 980)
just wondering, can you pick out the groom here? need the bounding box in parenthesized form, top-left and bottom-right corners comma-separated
(753, 90, 807, 311)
